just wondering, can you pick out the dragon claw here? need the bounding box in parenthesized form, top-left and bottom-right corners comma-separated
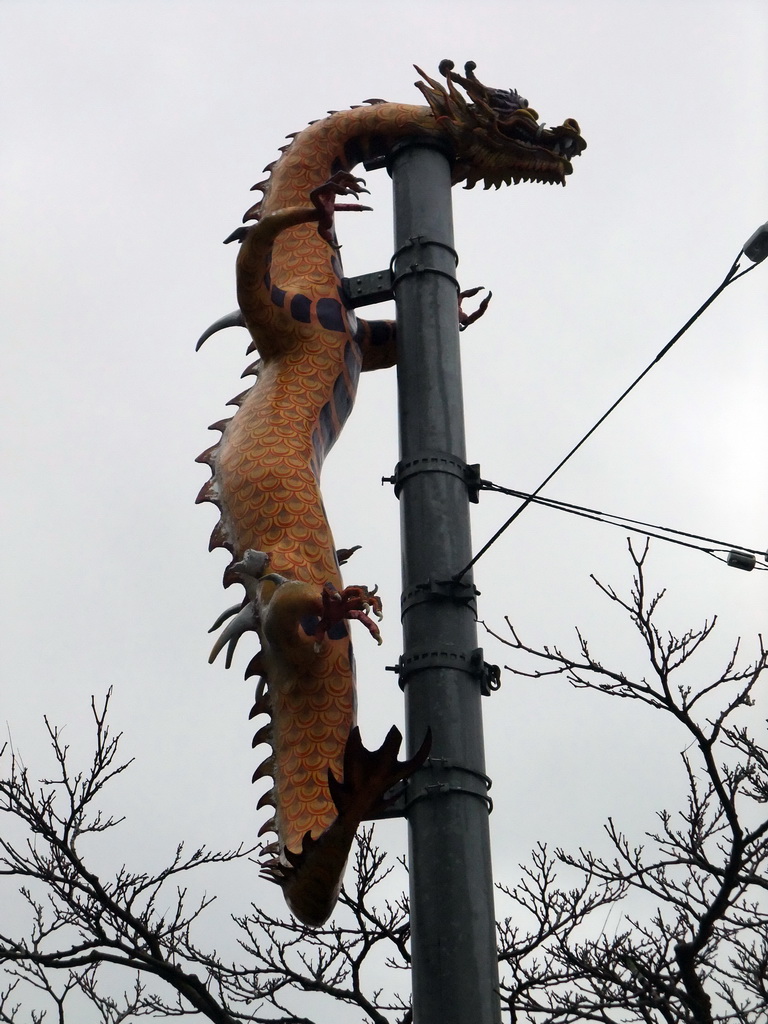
(208, 602, 259, 667)
(310, 171, 373, 244)
(207, 602, 244, 633)
(458, 286, 492, 330)
(348, 609, 383, 645)
(314, 582, 383, 646)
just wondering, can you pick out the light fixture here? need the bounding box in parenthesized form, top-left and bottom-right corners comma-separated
(743, 221, 768, 264)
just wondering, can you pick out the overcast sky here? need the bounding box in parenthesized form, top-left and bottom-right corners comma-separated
(1, 1, 767, 1016)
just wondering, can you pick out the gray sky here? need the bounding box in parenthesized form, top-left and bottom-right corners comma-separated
(1, 0, 767, 1015)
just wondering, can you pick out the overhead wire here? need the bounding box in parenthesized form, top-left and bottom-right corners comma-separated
(454, 244, 763, 581)
(477, 479, 767, 570)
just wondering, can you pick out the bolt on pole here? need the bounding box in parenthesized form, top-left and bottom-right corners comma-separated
(389, 137, 502, 1024)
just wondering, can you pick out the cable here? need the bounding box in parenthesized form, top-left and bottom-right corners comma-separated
(454, 249, 761, 581)
(478, 479, 767, 569)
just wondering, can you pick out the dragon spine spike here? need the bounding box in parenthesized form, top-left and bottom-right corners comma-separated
(225, 389, 253, 408)
(242, 204, 262, 223)
(257, 787, 277, 810)
(252, 755, 275, 782)
(207, 521, 231, 554)
(252, 722, 273, 749)
(195, 479, 219, 506)
(257, 816, 277, 838)
(208, 419, 232, 433)
(249, 693, 270, 720)
(198, 60, 584, 926)
(195, 444, 218, 468)
(240, 360, 261, 379)
(243, 660, 262, 681)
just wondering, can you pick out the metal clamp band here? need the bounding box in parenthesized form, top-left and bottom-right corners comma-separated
(368, 758, 495, 820)
(391, 236, 459, 268)
(383, 450, 481, 502)
(405, 757, 494, 814)
(386, 647, 501, 695)
(390, 235, 460, 293)
(406, 784, 493, 814)
(400, 577, 479, 618)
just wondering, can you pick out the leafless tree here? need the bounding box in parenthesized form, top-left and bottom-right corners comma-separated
(2, 541, 767, 1022)
(0, 696, 412, 1022)
(484, 540, 768, 1024)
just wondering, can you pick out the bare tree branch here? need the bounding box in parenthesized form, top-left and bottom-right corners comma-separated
(0, 701, 415, 1022)
(483, 540, 768, 1023)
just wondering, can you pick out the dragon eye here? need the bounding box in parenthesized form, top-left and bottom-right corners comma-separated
(489, 87, 529, 115)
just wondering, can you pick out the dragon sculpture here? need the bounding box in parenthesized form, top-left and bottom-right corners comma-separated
(197, 60, 585, 926)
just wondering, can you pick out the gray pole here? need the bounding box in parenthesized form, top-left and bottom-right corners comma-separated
(389, 138, 502, 1024)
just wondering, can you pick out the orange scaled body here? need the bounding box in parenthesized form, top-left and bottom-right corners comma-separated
(197, 103, 435, 926)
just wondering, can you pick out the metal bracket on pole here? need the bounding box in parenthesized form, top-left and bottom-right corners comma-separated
(386, 646, 501, 695)
(363, 153, 389, 172)
(341, 269, 394, 308)
(383, 450, 482, 502)
(340, 234, 459, 307)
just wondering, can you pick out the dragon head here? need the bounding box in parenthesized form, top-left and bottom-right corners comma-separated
(415, 59, 586, 188)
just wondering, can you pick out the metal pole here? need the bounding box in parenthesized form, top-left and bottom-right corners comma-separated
(389, 138, 502, 1024)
